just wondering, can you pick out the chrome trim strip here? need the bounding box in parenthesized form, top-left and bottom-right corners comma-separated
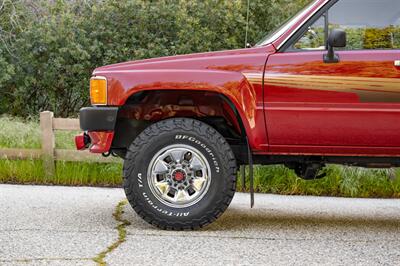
(276, 0, 330, 51)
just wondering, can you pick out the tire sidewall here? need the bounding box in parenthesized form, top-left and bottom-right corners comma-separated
(126, 128, 231, 223)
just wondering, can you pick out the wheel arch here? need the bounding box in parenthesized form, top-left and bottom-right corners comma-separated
(120, 86, 253, 135)
(111, 88, 251, 162)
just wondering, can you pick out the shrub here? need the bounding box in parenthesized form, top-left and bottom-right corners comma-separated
(0, 0, 310, 117)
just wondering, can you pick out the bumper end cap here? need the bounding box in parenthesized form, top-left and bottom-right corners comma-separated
(75, 133, 90, 150)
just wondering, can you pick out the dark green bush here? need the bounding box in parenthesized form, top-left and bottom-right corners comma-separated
(0, 0, 309, 117)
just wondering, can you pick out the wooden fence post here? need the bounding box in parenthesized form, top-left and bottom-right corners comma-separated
(40, 111, 55, 178)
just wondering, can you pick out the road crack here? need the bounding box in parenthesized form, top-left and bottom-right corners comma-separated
(93, 200, 130, 266)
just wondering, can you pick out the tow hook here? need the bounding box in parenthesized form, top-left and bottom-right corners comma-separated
(75, 132, 91, 150)
(102, 151, 111, 157)
(102, 151, 118, 157)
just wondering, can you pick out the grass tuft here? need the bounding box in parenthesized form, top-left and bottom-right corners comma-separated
(93, 200, 130, 265)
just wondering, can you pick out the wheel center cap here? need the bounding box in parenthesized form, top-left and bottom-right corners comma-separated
(172, 169, 186, 182)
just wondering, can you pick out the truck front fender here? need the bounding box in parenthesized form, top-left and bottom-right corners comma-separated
(94, 69, 267, 151)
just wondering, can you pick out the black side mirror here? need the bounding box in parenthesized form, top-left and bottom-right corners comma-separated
(324, 29, 346, 63)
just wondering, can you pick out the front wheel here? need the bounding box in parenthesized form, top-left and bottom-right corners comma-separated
(123, 118, 237, 230)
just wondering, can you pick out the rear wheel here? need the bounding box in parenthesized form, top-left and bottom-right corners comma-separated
(123, 118, 237, 230)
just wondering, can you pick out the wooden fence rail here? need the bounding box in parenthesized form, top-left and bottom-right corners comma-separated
(0, 111, 120, 177)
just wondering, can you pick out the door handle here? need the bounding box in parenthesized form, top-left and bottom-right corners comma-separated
(395, 60, 400, 67)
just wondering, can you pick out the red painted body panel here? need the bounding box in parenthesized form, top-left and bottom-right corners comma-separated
(264, 50, 400, 156)
(87, 131, 114, 153)
(75, 134, 87, 150)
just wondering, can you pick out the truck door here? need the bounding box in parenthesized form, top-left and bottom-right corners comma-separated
(264, 0, 400, 154)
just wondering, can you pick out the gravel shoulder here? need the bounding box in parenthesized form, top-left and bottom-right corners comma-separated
(1, 185, 399, 265)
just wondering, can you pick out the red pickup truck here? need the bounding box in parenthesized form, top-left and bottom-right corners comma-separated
(76, 0, 400, 229)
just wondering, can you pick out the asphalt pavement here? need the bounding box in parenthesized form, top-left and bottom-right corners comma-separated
(0, 184, 399, 265)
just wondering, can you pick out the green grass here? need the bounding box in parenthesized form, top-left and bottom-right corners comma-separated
(0, 116, 41, 149)
(0, 159, 122, 187)
(237, 165, 400, 198)
(1, 115, 400, 197)
(0, 115, 78, 149)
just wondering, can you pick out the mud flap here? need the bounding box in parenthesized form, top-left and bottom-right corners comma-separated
(240, 165, 246, 191)
(246, 137, 254, 208)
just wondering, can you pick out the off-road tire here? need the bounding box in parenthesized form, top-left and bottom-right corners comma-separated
(123, 118, 237, 230)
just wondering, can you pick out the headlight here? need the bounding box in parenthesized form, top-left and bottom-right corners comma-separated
(90, 76, 107, 105)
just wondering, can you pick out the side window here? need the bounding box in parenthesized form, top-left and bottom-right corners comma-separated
(293, 15, 326, 50)
(329, 0, 400, 50)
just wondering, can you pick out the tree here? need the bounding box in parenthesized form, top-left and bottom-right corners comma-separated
(0, 0, 310, 117)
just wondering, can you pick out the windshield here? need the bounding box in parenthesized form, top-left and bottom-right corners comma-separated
(256, 1, 320, 46)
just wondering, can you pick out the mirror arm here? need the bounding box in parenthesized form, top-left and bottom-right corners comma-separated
(323, 44, 339, 63)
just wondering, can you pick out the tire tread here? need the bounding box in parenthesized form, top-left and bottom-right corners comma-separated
(123, 118, 237, 230)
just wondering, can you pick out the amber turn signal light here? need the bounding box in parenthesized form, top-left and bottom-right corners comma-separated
(90, 76, 107, 105)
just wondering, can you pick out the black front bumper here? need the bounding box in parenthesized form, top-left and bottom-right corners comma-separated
(79, 107, 118, 131)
